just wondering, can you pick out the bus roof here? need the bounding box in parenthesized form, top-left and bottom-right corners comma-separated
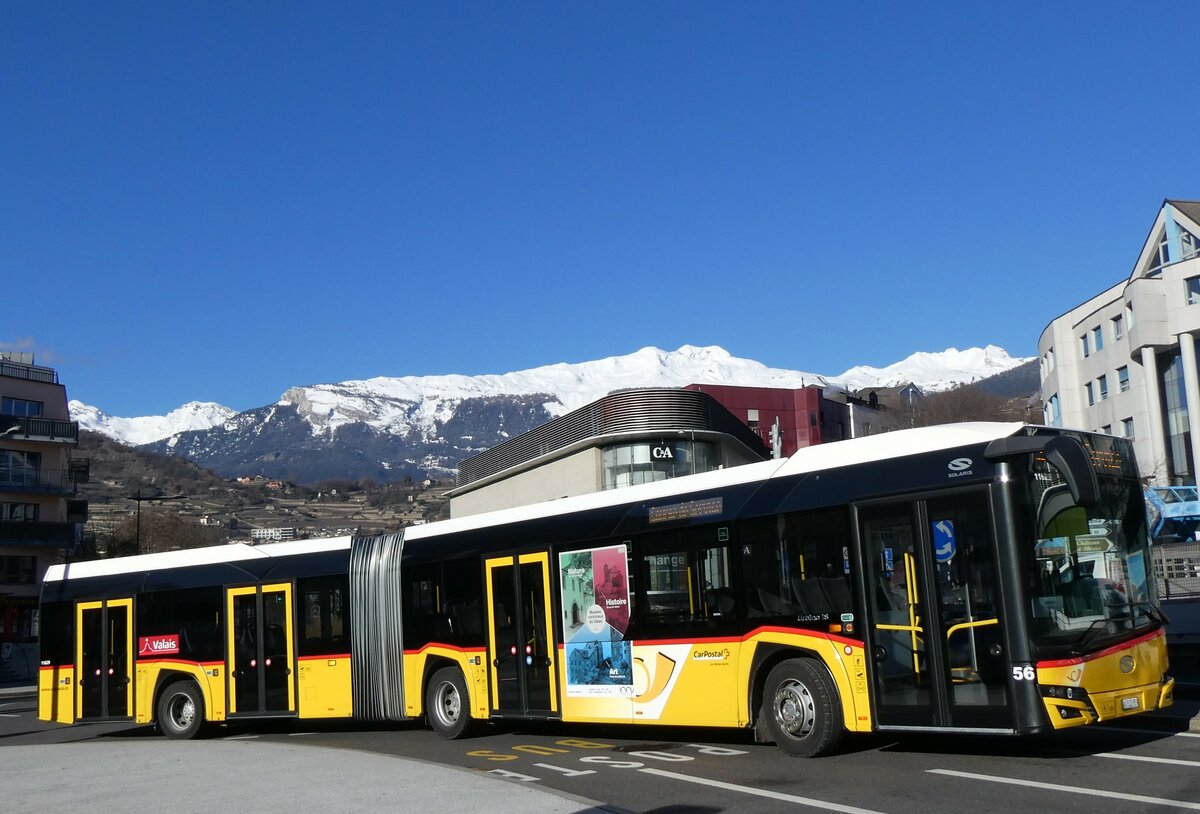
(47, 421, 1029, 583)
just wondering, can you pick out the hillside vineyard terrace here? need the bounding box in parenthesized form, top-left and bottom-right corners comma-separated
(38, 422, 1172, 755)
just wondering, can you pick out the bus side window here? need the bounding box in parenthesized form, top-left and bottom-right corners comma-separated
(297, 575, 350, 657)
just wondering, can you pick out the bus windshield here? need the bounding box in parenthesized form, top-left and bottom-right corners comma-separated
(1021, 451, 1161, 657)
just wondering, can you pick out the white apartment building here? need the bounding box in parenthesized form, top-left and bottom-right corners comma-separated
(1040, 199, 1200, 485)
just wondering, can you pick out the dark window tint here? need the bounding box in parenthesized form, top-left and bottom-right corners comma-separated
(741, 509, 853, 621)
(137, 587, 223, 661)
(297, 575, 349, 656)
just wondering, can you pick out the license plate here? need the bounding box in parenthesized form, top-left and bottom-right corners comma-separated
(1121, 696, 1141, 711)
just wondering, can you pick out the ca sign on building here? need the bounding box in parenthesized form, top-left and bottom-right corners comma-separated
(1040, 199, 1200, 485)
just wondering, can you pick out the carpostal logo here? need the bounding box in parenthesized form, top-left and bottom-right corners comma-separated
(692, 647, 731, 662)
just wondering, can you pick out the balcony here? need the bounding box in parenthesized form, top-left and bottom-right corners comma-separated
(0, 468, 82, 495)
(0, 520, 78, 547)
(0, 415, 78, 443)
(0, 360, 57, 384)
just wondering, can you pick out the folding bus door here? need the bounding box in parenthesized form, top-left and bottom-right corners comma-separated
(75, 598, 133, 721)
(485, 552, 559, 718)
(226, 583, 296, 717)
(857, 488, 1011, 731)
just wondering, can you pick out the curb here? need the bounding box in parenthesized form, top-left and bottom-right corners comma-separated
(0, 685, 35, 698)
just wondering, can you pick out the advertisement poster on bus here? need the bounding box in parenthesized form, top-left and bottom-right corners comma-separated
(560, 544, 633, 696)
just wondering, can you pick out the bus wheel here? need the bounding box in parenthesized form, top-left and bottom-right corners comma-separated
(426, 667, 473, 739)
(761, 659, 843, 757)
(158, 680, 205, 740)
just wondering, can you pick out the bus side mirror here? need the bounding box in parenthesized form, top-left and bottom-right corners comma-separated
(984, 434, 1101, 509)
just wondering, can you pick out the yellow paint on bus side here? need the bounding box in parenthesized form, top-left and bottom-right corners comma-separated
(402, 646, 488, 720)
(38, 666, 75, 724)
(297, 656, 353, 718)
(557, 629, 873, 733)
(133, 661, 226, 724)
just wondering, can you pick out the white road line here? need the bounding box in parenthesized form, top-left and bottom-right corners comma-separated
(0, 713, 18, 718)
(928, 769, 1200, 811)
(1102, 727, 1200, 739)
(638, 767, 888, 814)
(1098, 752, 1200, 768)
(223, 734, 259, 740)
(288, 732, 317, 737)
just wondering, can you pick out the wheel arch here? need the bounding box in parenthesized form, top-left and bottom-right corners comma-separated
(150, 668, 208, 724)
(748, 644, 841, 739)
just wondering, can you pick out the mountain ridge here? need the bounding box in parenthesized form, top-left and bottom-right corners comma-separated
(74, 344, 1032, 483)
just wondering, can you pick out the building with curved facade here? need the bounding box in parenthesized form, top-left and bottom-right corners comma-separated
(1039, 199, 1200, 485)
(449, 384, 893, 517)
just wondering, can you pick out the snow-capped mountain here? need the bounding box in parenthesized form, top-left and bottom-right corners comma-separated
(75, 344, 1031, 483)
(70, 401, 238, 447)
(835, 345, 1027, 392)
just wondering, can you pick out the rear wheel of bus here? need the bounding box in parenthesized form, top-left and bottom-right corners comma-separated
(158, 680, 205, 740)
(761, 659, 844, 757)
(426, 666, 473, 739)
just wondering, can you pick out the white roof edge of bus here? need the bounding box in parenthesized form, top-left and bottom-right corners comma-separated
(402, 421, 1028, 541)
(43, 535, 355, 583)
(773, 421, 1027, 477)
(404, 456, 791, 541)
(45, 422, 1031, 582)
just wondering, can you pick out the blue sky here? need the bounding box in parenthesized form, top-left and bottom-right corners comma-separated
(2, 3, 1194, 416)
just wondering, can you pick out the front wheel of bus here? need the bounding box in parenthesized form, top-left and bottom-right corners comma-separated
(426, 667, 473, 739)
(158, 680, 205, 740)
(761, 659, 843, 757)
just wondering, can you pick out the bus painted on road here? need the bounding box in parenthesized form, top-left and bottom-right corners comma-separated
(38, 422, 1172, 755)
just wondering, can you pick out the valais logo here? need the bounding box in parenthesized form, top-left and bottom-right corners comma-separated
(138, 634, 180, 657)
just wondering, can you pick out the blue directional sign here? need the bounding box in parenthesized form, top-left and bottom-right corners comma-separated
(932, 519, 956, 563)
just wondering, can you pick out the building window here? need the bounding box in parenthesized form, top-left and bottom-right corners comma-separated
(0, 555, 37, 585)
(602, 441, 717, 490)
(0, 450, 39, 487)
(0, 397, 42, 417)
(746, 409, 759, 431)
(1112, 315, 1124, 341)
(0, 503, 38, 522)
(1045, 394, 1061, 426)
(1101, 425, 1112, 435)
(1081, 334, 1091, 358)
(1098, 375, 1108, 400)
(1122, 417, 1135, 438)
(1093, 326, 1104, 352)
(1162, 353, 1192, 481)
(1086, 382, 1095, 406)
(1188, 276, 1200, 305)
(1118, 366, 1130, 392)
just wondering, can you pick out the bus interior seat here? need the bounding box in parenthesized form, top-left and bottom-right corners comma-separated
(706, 588, 735, 617)
(791, 577, 830, 616)
(819, 576, 853, 612)
(757, 588, 794, 616)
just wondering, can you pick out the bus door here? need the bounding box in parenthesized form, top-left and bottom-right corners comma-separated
(75, 598, 133, 720)
(856, 488, 1011, 730)
(484, 552, 559, 718)
(226, 584, 296, 717)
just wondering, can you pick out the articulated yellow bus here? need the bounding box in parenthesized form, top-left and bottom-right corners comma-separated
(38, 423, 1172, 756)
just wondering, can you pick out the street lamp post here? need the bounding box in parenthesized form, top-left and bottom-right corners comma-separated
(131, 489, 186, 553)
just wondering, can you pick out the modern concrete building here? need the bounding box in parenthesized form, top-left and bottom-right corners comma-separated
(0, 352, 87, 671)
(1039, 199, 1200, 485)
(449, 384, 897, 517)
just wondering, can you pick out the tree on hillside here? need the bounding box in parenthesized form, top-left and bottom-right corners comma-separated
(102, 509, 224, 558)
(908, 387, 1036, 428)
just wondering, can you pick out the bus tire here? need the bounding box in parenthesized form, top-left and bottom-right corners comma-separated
(158, 680, 205, 740)
(761, 659, 844, 757)
(426, 667, 473, 739)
